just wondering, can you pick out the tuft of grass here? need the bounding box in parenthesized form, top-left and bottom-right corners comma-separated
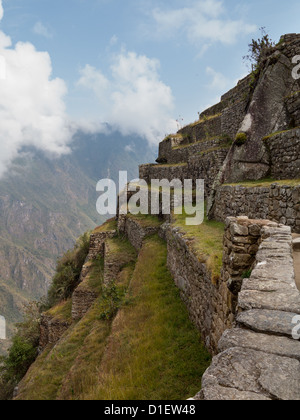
(191, 113, 222, 126)
(235, 132, 248, 146)
(262, 127, 299, 142)
(197, 145, 231, 156)
(154, 163, 188, 168)
(93, 218, 117, 234)
(46, 300, 73, 323)
(224, 178, 300, 188)
(106, 236, 137, 263)
(126, 213, 163, 229)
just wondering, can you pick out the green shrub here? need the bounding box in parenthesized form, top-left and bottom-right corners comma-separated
(243, 27, 275, 71)
(235, 132, 248, 146)
(0, 302, 40, 400)
(46, 232, 90, 308)
(99, 283, 125, 321)
(242, 269, 252, 279)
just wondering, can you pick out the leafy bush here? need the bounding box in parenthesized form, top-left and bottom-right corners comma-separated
(99, 283, 125, 321)
(235, 132, 248, 146)
(0, 302, 40, 400)
(46, 232, 90, 308)
(243, 27, 275, 71)
(0, 232, 91, 400)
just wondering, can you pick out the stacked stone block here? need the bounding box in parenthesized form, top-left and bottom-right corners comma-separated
(197, 221, 300, 401)
(214, 184, 300, 233)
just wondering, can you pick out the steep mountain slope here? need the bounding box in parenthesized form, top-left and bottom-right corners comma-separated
(15, 233, 211, 400)
(0, 130, 155, 353)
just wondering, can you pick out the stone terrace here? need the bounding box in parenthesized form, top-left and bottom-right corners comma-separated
(197, 219, 300, 400)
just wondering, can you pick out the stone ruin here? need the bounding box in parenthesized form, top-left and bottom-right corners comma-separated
(37, 34, 300, 400)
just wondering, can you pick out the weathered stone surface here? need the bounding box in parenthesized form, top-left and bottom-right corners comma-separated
(72, 284, 98, 321)
(219, 328, 300, 360)
(214, 184, 300, 234)
(237, 309, 299, 338)
(238, 290, 300, 314)
(199, 216, 300, 400)
(119, 215, 160, 251)
(196, 384, 271, 401)
(166, 224, 232, 354)
(39, 314, 71, 351)
(200, 347, 300, 400)
(87, 230, 116, 260)
(224, 48, 297, 183)
(265, 129, 300, 180)
(293, 238, 300, 251)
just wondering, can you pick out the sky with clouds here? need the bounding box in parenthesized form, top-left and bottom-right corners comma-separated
(0, 0, 300, 176)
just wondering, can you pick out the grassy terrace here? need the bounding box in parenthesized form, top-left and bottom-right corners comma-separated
(126, 213, 163, 229)
(16, 235, 211, 400)
(93, 218, 117, 234)
(196, 145, 231, 156)
(172, 136, 223, 150)
(154, 163, 187, 168)
(46, 299, 73, 323)
(173, 210, 225, 283)
(86, 236, 211, 400)
(262, 127, 300, 141)
(224, 178, 300, 188)
(190, 113, 222, 127)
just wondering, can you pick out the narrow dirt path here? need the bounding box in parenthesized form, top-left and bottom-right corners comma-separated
(292, 234, 300, 291)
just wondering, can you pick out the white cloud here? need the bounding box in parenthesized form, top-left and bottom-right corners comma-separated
(149, 0, 256, 46)
(33, 22, 53, 39)
(0, 2, 73, 177)
(206, 67, 229, 90)
(77, 51, 177, 145)
(0, 0, 3, 21)
(77, 64, 110, 101)
(125, 144, 134, 153)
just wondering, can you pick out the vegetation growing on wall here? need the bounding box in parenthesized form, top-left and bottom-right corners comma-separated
(45, 232, 90, 308)
(243, 27, 275, 71)
(0, 232, 91, 400)
(0, 302, 40, 400)
(235, 132, 248, 146)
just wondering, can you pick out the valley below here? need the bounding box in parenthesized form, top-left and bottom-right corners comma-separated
(0, 130, 155, 354)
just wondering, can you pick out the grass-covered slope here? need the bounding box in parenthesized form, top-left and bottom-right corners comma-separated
(173, 212, 225, 283)
(0, 130, 155, 354)
(16, 235, 211, 400)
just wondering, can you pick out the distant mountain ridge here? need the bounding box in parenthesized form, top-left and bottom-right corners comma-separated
(0, 129, 155, 353)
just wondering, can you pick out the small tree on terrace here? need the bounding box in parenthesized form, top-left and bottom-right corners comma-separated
(243, 27, 275, 72)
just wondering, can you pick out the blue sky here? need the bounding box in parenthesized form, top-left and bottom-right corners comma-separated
(0, 0, 299, 175)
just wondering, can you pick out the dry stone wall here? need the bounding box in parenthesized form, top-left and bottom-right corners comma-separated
(214, 184, 300, 233)
(72, 271, 98, 321)
(197, 222, 300, 400)
(87, 230, 116, 260)
(118, 215, 161, 251)
(158, 138, 227, 165)
(222, 217, 272, 296)
(39, 314, 71, 351)
(165, 217, 280, 355)
(178, 115, 222, 143)
(264, 128, 300, 179)
(140, 147, 229, 197)
(165, 225, 235, 354)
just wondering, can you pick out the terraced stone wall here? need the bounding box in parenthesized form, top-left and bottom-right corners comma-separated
(214, 184, 300, 233)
